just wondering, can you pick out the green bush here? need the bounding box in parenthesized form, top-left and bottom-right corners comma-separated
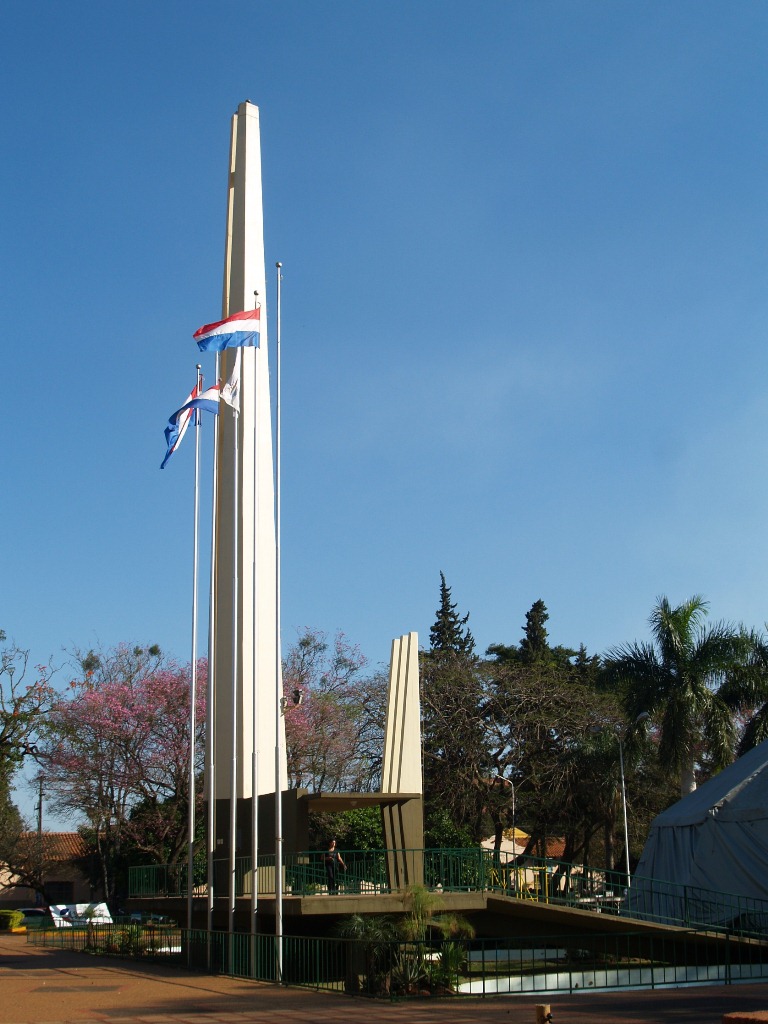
(0, 910, 24, 931)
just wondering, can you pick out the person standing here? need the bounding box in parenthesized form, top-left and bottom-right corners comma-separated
(324, 838, 346, 894)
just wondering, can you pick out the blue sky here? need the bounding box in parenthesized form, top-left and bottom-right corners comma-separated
(4, 2, 768, 821)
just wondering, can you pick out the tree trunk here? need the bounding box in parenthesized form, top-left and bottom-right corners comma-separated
(604, 821, 615, 871)
(96, 827, 111, 908)
(681, 764, 697, 798)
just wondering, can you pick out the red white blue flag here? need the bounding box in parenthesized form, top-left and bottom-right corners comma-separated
(193, 308, 261, 352)
(161, 384, 221, 469)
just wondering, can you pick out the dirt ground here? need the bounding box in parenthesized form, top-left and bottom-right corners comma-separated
(2, 931, 768, 1024)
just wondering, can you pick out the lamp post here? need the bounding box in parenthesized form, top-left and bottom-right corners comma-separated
(493, 773, 519, 894)
(592, 712, 648, 890)
(509, 779, 519, 895)
(618, 712, 647, 888)
(617, 731, 631, 886)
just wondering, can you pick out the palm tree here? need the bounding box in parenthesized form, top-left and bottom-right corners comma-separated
(335, 913, 399, 994)
(606, 595, 761, 798)
(735, 635, 768, 755)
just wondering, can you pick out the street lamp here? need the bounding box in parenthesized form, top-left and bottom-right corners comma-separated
(618, 712, 651, 888)
(592, 712, 649, 889)
(617, 731, 630, 885)
(493, 774, 520, 894)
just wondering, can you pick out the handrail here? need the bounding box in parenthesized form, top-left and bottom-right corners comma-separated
(127, 848, 768, 939)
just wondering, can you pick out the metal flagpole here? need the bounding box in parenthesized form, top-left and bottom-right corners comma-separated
(206, 352, 220, 943)
(274, 262, 283, 981)
(187, 365, 203, 946)
(228, 364, 240, 937)
(251, 295, 260, 939)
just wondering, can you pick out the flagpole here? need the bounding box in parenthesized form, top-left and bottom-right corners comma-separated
(206, 352, 220, 943)
(251, 294, 260, 938)
(274, 262, 283, 981)
(187, 364, 203, 945)
(228, 366, 240, 937)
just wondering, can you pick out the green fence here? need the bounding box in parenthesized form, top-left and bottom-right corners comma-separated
(128, 848, 627, 899)
(128, 847, 768, 940)
(27, 920, 182, 958)
(626, 875, 768, 934)
(28, 924, 768, 997)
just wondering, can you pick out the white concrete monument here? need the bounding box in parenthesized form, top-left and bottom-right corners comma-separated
(382, 632, 422, 796)
(208, 101, 287, 805)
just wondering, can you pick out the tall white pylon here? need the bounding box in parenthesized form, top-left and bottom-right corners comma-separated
(207, 101, 287, 811)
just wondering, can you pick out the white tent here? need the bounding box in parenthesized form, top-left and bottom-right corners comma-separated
(628, 739, 768, 929)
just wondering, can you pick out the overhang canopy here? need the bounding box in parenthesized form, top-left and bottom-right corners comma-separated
(300, 792, 421, 813)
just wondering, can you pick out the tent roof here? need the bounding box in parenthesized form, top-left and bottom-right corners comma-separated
(653, 738, 768, 827)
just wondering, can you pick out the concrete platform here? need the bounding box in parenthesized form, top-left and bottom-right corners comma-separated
(139, 889, 768, 952)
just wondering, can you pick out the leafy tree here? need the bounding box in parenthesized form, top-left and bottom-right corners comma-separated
(483, 601, 623, 864)
(0, 792, 22, 841)
(0, 631, 55, 790)
(422, 575, 488, 844)
(0, 790, 25, 888)
(421, 655, 489, 842)
(0, 632, 55, 883)
(423, 808, 474, 849)
(336, 913, 399, 995)
(731, 637, 768, 755)
(313, 806, 384, 850)
(282, 629, 386, 793)
(485, 655, 622, 863)
(606, 595, 764, 797)
(41, 643, 205, 907)
(560, 720, 658, 872)
(399, 884, 474, 942)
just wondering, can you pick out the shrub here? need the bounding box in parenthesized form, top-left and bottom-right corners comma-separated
(0, 910, 24, 931)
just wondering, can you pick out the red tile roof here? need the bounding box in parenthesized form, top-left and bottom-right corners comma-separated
(544, 837, 566, 859)
(19, 833, 87, 862)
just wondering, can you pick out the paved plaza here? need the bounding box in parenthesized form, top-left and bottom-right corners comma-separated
(2, 932, 768, 1024)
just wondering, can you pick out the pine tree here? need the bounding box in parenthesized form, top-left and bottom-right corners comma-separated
(574, 644, 603, 686)
(422, 574, 486, 843)
(519, 599, 549, 665)
(429, 572, 475, 656)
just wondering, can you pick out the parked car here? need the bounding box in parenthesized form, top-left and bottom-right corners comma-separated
(129, 912, 177, 926)
(18, 907, 54, 929)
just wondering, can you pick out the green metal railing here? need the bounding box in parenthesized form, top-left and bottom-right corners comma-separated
(127, 847, 768, 940)
(128, 848, 624, 899)
(128, 862, 190, 898)
(625, 874, 768, 934)
(28, 924, 768, 997)
(27, 920, 182, 958)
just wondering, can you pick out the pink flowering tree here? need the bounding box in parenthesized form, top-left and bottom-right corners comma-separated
(41, 643, 205, 907)
(282, 629, 386, 794)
